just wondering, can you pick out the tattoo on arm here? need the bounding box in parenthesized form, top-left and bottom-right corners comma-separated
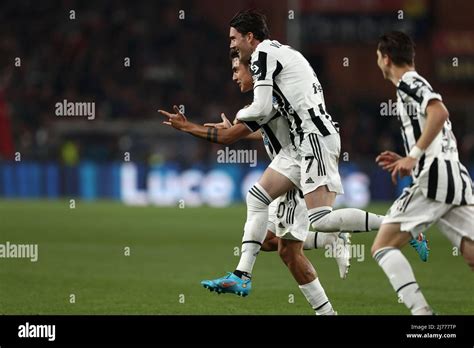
(206, 127, 218, 143)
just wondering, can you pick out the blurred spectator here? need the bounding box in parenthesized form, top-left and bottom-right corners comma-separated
(61, 140, 79, 166)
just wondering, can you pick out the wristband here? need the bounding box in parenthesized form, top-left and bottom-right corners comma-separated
(409, 146, 424, 160)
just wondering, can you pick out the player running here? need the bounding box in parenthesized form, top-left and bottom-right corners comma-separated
(372, 31, 474, 315)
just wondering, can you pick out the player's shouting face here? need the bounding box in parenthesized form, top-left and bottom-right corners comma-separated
(231, 56, 253, 93)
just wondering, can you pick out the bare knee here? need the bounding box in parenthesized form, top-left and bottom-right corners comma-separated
(462, 253, 474, 271)
(258, 168, 295, 198)
(371, 230, 390, 257)
(461, 237, 474, 271)
(371, 224, 410, 257)
(370, 243, 381, 257)
(371, 235, 391, 256)
(304, 185, 336, 210)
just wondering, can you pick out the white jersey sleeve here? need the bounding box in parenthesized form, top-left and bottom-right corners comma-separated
(240, 108, 277, 131)
(419, 84, 442, 116)
(236, 43, 285, 123)
(236, 84, 274, 122)
(243, 40, 339, 144)
(397, 75, 442, 116)
(250, 48, 280, 87)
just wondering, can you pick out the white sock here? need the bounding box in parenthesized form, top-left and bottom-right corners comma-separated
(236, 183, 272, 275)
(308, 206, 384, 232)
(236, 242, 261, 275)
(316, 232, 338, 248)
(303, 232, 338, 250)
(299, 278, 335, 315)
(303, 232, 316, 250)
(374, 247, 432, 315)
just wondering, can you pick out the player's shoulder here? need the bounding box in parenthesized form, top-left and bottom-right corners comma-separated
(399, 71, 433, 91)
(255, 39, 279, 50)
(252, 40, 287, 57)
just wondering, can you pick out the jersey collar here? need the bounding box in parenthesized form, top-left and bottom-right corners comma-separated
(397, 70, 418, 87)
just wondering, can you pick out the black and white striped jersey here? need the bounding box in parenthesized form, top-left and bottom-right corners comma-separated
(249, 40, 339, 145)
(396, 71, 473, 205)
(243, 109, 292, 160)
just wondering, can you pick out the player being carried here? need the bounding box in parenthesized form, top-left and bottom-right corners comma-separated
(372, 31, 474, 315)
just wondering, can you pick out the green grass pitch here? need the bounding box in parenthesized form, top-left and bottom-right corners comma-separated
(0, 200, 472, 315)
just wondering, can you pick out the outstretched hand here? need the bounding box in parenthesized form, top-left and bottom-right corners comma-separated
(375, 151, 402, 171)
(158, 105, 188, 131)
(203, 113, 232, 129)
(386, 156, 417, 185)
(376, 150, 416, 184)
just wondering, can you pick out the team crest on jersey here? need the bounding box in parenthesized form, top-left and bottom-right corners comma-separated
(250, 61, 262, 81)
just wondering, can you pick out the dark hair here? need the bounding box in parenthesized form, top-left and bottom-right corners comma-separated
(229, 9, 270, 41)
(229, 47, 239, 61)
(229, 47, 249, 66)
(378, 31, 415, 66)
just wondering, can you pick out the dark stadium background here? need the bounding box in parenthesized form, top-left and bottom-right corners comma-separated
(0, 0, 473, 204)
(1, 0, 474, 318)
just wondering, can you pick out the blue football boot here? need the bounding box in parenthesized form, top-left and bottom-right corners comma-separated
(201, 272, 251, 297)
(410, 232, 430, 262)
